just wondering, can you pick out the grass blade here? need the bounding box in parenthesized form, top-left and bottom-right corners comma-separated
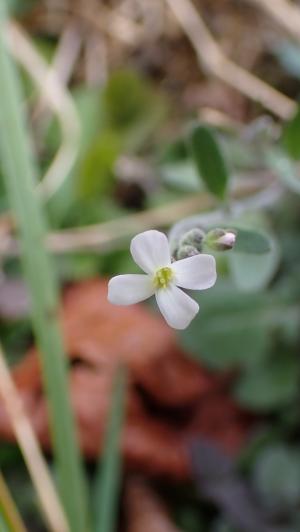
(0, 512, 10, 532)
(93, 366, 127, 532)
(0, 473, 27, 532)
(0, 2, 88, 531)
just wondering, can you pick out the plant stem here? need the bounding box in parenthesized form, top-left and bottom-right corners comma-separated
(0, 2, 88, 531)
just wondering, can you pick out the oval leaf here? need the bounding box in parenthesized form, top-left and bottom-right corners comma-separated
(229, 236, 280, 292)
(179, 281, 272, 370)
(282, 106, 300, 160)
(188, 124, 229, 199)
(233, 227, 271, 254)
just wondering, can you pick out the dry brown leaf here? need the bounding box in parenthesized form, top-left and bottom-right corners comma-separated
(0, 279, 252, 479)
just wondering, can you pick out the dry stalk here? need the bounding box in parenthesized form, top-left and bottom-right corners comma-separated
(33, 19, 83, 123)
(0, 176, 276, 257)
(246, 0, 300, 42)
(6, 21, 80, 200)
(0, 344, 69, 532)
(164, 0, 296, 119)
(40, 2, 151, 45)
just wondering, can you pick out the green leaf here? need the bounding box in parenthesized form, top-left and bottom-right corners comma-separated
(179, 280, 298, 370)
(188, 124, 229, 199)
(179, 281, 271, 370)
(252, 445, 300, 510)
(233, 227, 271, 254)
(235, 355, 300, 411)
(282, 106, 300, 160)
(228, 235, 280, 292)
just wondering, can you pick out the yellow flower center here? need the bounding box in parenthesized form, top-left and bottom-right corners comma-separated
(153, 266, 173, 289)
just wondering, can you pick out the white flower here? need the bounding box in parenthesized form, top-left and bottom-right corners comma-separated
(107, 230, 217, 330)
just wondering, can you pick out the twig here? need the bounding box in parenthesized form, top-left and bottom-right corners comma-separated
(0, 472, 27, 532)
(0, 175, 277, 257)
(246, 0, 300, 42)
(84, 24, 108, 86)
(164, 0, 296, 119)
(41, 3, 144, 46)
(5, 21, 81, 200)
(0, 344, 69, 532)
(88, 5, 143, 45)
(33, 19, 83, 123)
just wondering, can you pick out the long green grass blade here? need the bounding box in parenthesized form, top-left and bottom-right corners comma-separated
(0, 512, 10, 532)
(93, 366, 127, 532)
(0, 3, 88, 531)
(0, 473, 27, 532)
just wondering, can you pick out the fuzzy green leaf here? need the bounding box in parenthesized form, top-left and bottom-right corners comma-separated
(188, 124, 229, 199)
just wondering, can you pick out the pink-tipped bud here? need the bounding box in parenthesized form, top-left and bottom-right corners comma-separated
(204, 228, 237, 251)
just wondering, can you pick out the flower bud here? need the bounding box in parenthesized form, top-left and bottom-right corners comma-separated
(204, 228, 237, 251)
(179, 228, 205, 251)
(176, 244, 199, 260)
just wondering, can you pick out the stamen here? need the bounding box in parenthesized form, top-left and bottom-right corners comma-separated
(153, 267, 173, 289)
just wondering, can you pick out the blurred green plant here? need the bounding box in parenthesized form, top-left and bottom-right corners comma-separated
(179, 277, 300, 412)
(252, 444, 300, 512)
(0, 2, 88, 530)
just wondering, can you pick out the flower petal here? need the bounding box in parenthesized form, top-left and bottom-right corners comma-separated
(108, 274, 154, 305)
(130, 230, 171, 274)
(155, 284, 199, 329)
(172, 254, 217, 290)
